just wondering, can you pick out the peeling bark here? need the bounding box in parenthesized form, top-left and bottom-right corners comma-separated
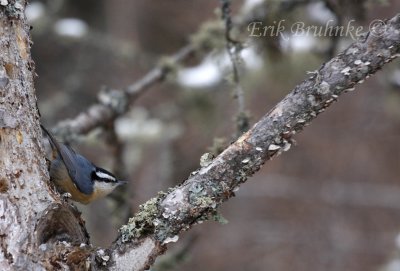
(1, 1, 400, 271)
(0, 2, 89, 270)
(105, 14, 400, 271)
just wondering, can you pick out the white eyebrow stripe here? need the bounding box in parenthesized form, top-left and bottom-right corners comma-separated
(96, 171, 116, 181)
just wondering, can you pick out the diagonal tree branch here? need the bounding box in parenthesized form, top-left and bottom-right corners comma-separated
(95, 14, 400, 270)
(52, 0, 316, 139)
(53, 44, 195, 137)
(6, 1, 400, 270)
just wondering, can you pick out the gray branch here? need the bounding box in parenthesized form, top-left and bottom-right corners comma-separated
(54, 45, 194, 136)
(101, 14, 400, 271)
(53, 0, 313, 138)
(2, 1, 400, 270)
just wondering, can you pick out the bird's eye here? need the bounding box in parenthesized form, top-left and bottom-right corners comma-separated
(94, 169, 116, 183)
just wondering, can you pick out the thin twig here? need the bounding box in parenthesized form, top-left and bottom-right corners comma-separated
(54, 45, 195, 137)
(53, 0, 315, 139)
(220, 0, 249, 136)
(103, 122, 132, 221)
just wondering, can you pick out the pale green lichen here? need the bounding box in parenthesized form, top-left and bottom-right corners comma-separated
(189, 183, 205, 195)
(120, 192, 166, 242)
(190, 20, 225, 51)
(194, 195, 215, 209)
(211, 212, 229, 225)
(200, 152, 214, 167)
(158, 56, 180, 80)
(207, 137, 227, 156)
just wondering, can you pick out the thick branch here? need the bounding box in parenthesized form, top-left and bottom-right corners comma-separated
(101, 14, 400, 271)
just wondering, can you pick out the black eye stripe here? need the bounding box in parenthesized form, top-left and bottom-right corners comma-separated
(98, 177, 116, 183)
(91, 169, 117, 183)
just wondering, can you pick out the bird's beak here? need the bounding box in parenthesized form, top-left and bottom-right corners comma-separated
(118, 180, 128, 185)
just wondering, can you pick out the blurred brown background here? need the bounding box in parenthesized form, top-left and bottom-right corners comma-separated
(33, 0, 400, 270)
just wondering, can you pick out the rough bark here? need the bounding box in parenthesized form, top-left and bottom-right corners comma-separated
(0, 2, 88, 270)
(103, 14, 400, 271)
(1, 1, 400, 271)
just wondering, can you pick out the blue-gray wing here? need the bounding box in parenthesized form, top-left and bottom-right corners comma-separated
(59, 145, 95, 195)
(41, 125, 94, 195)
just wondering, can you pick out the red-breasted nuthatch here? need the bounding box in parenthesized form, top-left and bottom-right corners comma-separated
(41, 125, 126, 204)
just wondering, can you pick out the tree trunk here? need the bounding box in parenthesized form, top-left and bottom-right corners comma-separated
(1, 1, 400, 271)
(0, 2, 88, 270)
